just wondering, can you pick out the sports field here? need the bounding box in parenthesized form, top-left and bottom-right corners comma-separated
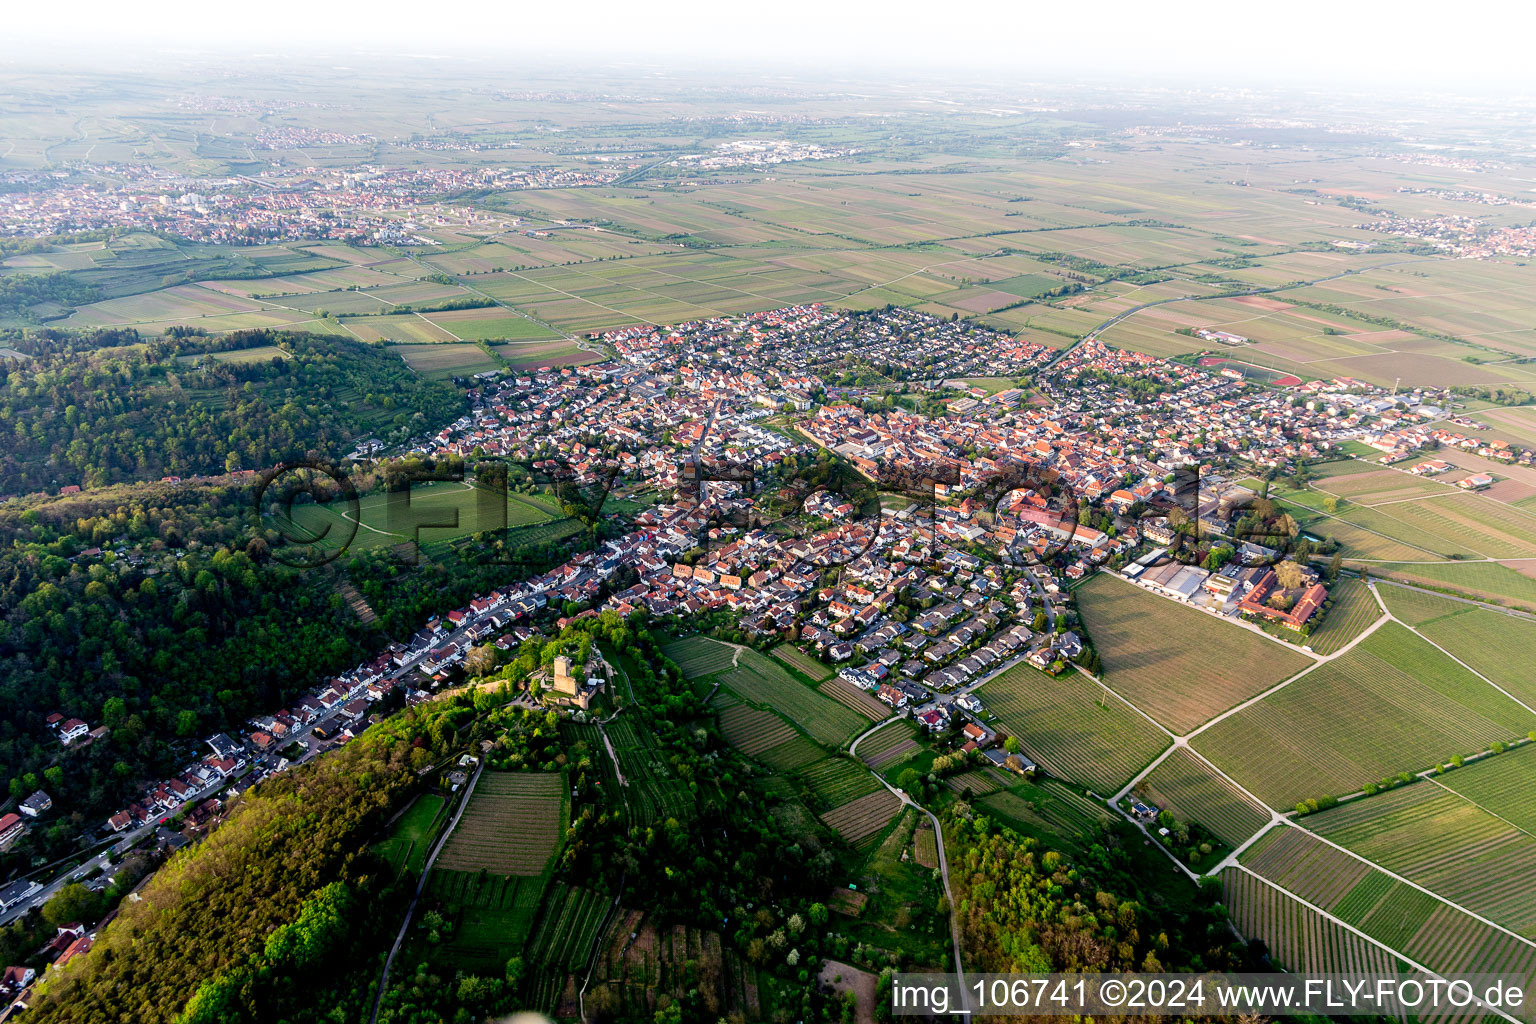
(1076, 574, 1311, 732)
(975, 662, 1170, 793)
(1193, 623, 1536, 807)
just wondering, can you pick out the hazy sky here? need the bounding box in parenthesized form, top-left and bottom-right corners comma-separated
(6, 0, 1535, 91)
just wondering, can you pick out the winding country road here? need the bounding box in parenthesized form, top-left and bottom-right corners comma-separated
(367, 758, 486, 1024)
(849, 719, 973, 1013)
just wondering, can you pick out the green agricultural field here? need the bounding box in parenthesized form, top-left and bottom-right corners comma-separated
(856, 719, 921, 771)
(1377, 583, 1471, 626)
(818, 789, 902, 849)
(389, 342, 500, 378)
(372, 793, 445, 878)
(835, 809, 952, 967)
(421, 308, 561, 341)
(1403, 598, 1536, 708)
(975, 662, 1170, 793)
(1220, 867, 1401, 976)
(1193, 624, 1536, 808)
(976, 780, 1116, 852)
(522, 883, 613, 1013)
(1437, 744, 1536, 835)
(427, 869, 550, 972)
(1306, 781, 1536, 937)
(818, 677, 890, 720)
(1302, 576, 1384, 656)
(1076, 574, 1310, 732)
(1365, 561, 1536, 610)
(343, 312, 459, 343)
(1349, 492, 1536, 560)
(277, 479, 558, 553)
(1241, 825, 1376, 914)
(492, 338, 605, 370)
(1136, 748, 1271, 847)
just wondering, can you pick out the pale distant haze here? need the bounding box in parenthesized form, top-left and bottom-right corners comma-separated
(4, 0, 1536, 90)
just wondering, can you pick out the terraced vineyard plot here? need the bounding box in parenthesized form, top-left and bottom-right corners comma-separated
(1241, 826, 1372, 912)
(662, 636, 737, 677)
(1221, 868, 1402, 976)
(1366, 493, 1536, 560)
(1302, 576, 1383, 656)
(1306, 783, 1536, 936)
(605, 716, 672, 780)
(1437, 744, 1536, 834)
(945, 769, 1005, 796)
(436, 771, 565, 876)
(1137, 748, 1271, 846)
(717, 649, 870, 747)
(627, 779, 696, 827)
(976, 663, 1170, 793)
(524, 883, 613, 1014)
(1402, 904, 1536, 998)
(1370, 561, 1536, 609)
(794, 757, 882, 809)
(428, 869, 549, 971)
(819, 677, 891, 719)
(757, 735, 825, 771)
(1379, 585, 1472, 626)
(1076, 574, 1309, 732)
(587, 913, 756, 1022)
(771, 643, 833, 681)
(1193, 624, 1536, 807)
(715, 700, 798, 756)
(1417, 605, 1536, 708)
(820, 789, 902, 848)
(858, 720, 920, 769)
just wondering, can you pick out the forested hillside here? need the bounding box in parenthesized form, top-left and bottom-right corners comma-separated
(0, 473, 591, 857)
(22, 700, 466, 1024)
(0, 327, 463, 493)
(17, 614, 1267, 1024)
